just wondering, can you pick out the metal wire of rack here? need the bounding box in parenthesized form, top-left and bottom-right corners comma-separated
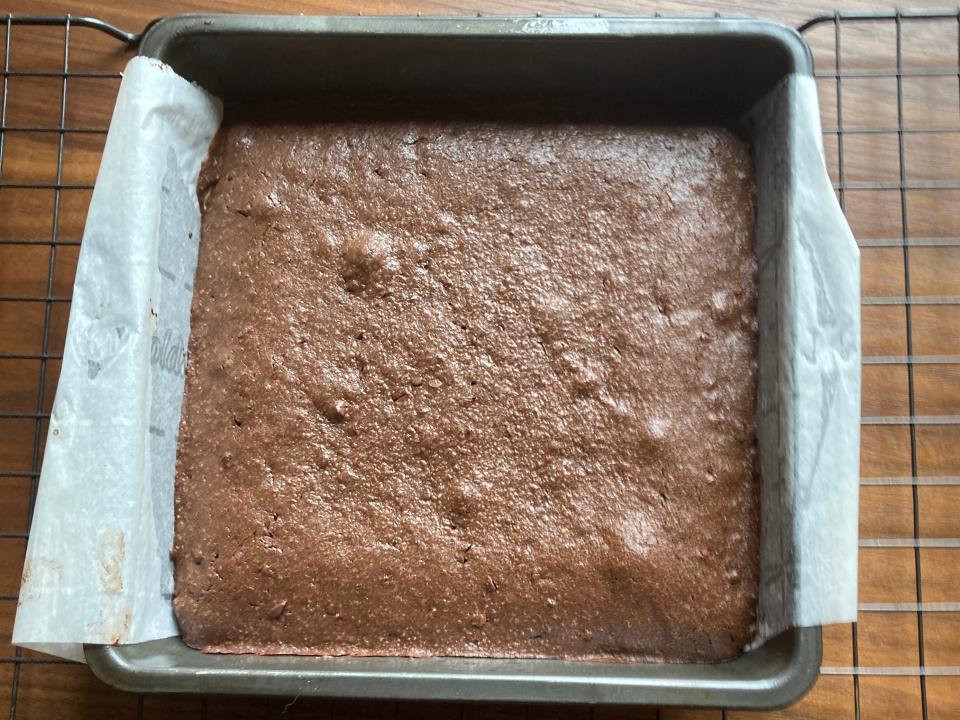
(0, 9, 959, 720)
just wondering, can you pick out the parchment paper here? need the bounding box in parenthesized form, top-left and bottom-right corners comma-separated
(747, 74, 861, 642)
(12, 59, 858, 662)
(12, 57, 221, 662)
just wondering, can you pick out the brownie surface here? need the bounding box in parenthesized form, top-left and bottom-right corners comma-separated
(173, 108, 760, 661)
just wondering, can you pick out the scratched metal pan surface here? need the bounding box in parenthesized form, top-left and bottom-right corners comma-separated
(84, 14, 822, 707)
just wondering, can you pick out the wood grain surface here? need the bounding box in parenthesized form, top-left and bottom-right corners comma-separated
(1, 0, 958, 718)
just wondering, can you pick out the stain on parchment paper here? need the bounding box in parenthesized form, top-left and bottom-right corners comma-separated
(98, 529, 125, 595)
(18, 557, 63, 604)
(92, 608, 134, 645)
(108, 613, 134, 645)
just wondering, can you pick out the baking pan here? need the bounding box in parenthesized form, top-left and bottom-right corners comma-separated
(85, 14, 823, 707)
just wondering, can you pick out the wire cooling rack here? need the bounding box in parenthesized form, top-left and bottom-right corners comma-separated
(800, 10, 960, 720)
(1, 9, 959, 720)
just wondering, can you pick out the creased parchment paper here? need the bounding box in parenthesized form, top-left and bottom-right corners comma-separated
(13, 59, 857, 663)
(747, 74, 860, 643)
(12, 57, 221, 662)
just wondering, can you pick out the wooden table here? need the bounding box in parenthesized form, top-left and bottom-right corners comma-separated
(1, 1, 957, 718)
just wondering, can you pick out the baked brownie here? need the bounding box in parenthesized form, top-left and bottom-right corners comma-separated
(173, 106, 760, 661)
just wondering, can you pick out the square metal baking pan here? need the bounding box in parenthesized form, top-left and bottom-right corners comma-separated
(85, 14, 822, 707)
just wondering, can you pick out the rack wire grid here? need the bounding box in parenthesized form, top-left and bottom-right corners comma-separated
(0, 9, 959, 720)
